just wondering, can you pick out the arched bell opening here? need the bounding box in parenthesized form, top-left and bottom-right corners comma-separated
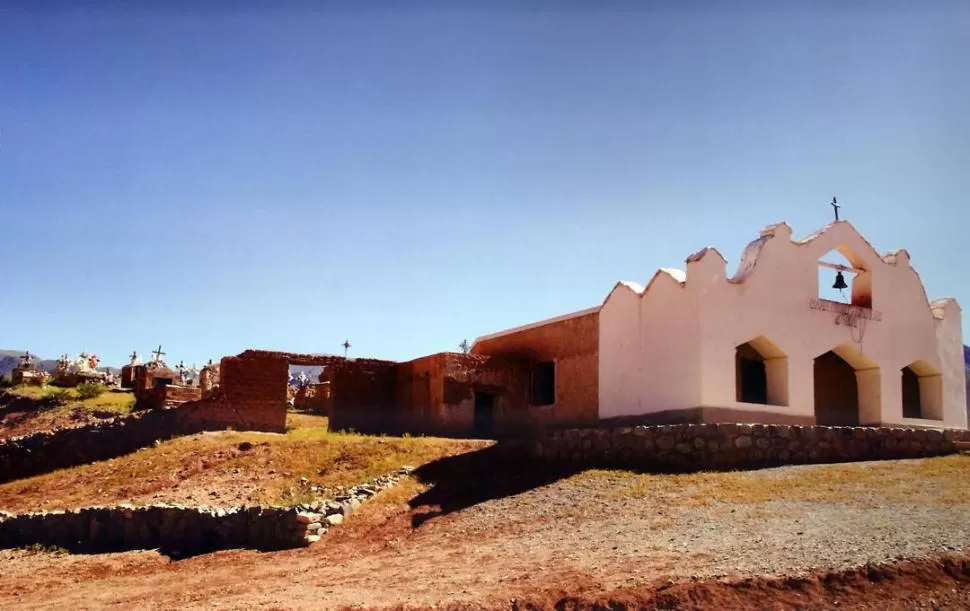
(818, 247, 872, 308)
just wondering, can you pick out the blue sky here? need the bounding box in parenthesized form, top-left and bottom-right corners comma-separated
(1, 1, 968, 367)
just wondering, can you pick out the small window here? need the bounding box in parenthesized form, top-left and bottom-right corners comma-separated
(531, 361, 555, 406)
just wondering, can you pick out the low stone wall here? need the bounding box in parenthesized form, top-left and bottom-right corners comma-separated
(0, 409, 217, 484)
(0, 505, 307, 557)
(0, 469, 410, 557)
(533, 423, 970, 471)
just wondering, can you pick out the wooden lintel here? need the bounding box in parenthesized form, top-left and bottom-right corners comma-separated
(818, 260, 865, 273)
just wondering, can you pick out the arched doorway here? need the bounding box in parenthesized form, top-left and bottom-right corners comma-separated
(813, 345, 881, 426)
(814, 351, 859, 426)
(735, 336, 788, 406)
(901, 360, 943, 420)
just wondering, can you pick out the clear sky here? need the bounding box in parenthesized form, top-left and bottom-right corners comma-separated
(1, 1, 968, 367)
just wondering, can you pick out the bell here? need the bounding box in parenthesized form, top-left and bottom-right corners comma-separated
(832, 271, 849, 291)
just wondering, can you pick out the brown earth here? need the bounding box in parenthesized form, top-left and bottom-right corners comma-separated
(0, 389, 134, 440)
(0, 422, 486, 512)
(2, 448, 970, 609)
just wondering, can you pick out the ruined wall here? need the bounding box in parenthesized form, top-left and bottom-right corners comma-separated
(184, 354, 288, 433)
(120, 364, 136, 389)
(472, 309, 600, 426)
(533, 422, 970, 472)
(325, 360, 398, 433)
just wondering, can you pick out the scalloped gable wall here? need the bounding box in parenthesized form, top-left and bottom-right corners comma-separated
(598, 220, 966, 429)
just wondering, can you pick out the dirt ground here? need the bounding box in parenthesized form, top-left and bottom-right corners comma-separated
(2, 449, 970, 610)
(0, 389, 133, 440)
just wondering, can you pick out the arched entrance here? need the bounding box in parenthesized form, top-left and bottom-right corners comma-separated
(735, 336, 788, 406)
(901, 360, 943, 420)
(813, 345, 881, 426)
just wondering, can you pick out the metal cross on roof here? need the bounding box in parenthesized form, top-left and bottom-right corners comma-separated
(152, 345, 166, 362)
(342, 339, 351, 358)
(130, 350, 138, 361)
(20, 351, 32, 366)
(459, 339, 470, 354)
(831, 196, 841, 221)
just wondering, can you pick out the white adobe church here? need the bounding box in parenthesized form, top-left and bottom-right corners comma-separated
(599, 220, 966, 429)
(470, 218, 966, 432)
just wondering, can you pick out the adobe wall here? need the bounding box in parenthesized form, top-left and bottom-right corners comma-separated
(473, 310, 600, 425)
(324, 360, 398, 433)
(193, 353, 288, 432)
(532, 422, 970, 472)
(389, 353, 535, 436)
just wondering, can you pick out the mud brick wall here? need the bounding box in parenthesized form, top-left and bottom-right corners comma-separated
(183, 354, 288, 433)
(326, 361, 399, 433)
(472, 310, 600, 424)
(532, 423, 970, 472)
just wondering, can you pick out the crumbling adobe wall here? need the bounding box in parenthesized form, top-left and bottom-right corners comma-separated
(179, 353, 288, 433)
(472, 310, 600, 425)
(533, 422, 970, 472)
(326, 360, 398, 433)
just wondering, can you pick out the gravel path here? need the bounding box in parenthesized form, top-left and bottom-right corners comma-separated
(428, 458, 970, 584)
(2, 456, 969, 609)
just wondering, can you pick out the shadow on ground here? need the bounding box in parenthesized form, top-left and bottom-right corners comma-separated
(407, 443, 584, 527)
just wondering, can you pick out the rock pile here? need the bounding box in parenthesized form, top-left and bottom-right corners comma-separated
(293, 467, 413, 543)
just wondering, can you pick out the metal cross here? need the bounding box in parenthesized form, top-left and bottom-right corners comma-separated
(152, 345, 166, 363)
(459, 339, 470, 354)
(831, 196, 840, 221)
(130, 350, 138, 361)
(20, 351, 32, 366)
(341, 339, 351, 358)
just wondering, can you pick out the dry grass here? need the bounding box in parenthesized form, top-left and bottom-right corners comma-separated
(0, 411, 487, 511)
(6, 384, 135, 415)
(574, 454, 970, 508)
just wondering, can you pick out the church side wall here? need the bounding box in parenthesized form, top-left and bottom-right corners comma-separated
(599, 276, 701, 419)
(935, 300, 968, 429)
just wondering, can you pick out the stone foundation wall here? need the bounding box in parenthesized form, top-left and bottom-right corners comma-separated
(533, 423, 970, 471)
(0, 469, 410, 557)
(0, 505, 307, 557)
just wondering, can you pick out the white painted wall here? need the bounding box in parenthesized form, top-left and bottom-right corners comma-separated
(598, 220, 967, 429)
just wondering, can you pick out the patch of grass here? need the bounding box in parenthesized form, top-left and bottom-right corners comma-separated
(40, 388, 71, 408)
(0, 423, 485, 511)
(20, 543, 69, 556)
(75, 382, 106, 401)
(6, 384, 134, 415)
(574, 455, 970, 508)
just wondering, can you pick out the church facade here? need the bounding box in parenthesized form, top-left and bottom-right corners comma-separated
(470, 220, 967, 431)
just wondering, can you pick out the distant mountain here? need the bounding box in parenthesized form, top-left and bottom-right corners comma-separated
(0, 350, 58, 379)
(0, 350, 119, 380)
